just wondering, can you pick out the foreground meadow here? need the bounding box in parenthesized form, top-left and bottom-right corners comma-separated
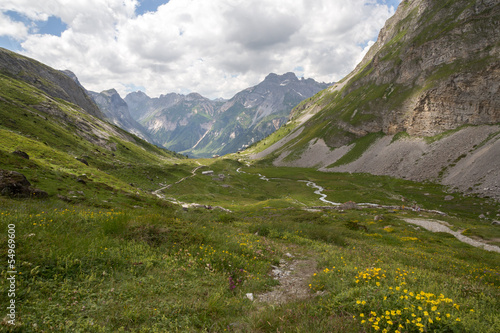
(1, 161, 499, 332)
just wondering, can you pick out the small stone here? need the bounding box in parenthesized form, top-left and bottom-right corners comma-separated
(285, 253, 294, 258)
(340, 201, 358, 210)
(444, 195, 454, 201)
(30, 188, 48, 198)
(479, 214, 486, 219)
(246, 293, 254, 301)
(492, 221, 500, 226)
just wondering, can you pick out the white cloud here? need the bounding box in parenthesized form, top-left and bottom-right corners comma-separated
(1, 0, 398, 99)
(0, 12, 29, 39)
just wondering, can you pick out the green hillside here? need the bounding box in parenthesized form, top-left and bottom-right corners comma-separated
(0, 71, 187, 207)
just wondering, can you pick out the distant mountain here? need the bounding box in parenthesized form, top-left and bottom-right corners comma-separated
(125, 72, 330, 157)
(89, 89, 159, 145)
(125, 92, 224, 155)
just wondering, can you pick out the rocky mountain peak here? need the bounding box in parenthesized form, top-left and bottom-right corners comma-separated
(263, 72, 298, 85)
(101, 88, 119, 96)
(186, 92, 207, 101)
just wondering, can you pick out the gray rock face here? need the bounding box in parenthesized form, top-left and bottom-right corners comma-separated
(0, 48, 104, 119)
(348, 0, 499, 137)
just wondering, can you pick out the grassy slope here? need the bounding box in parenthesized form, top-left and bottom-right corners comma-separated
(1, 159, 499, 332)
(0, 72, 189, 207)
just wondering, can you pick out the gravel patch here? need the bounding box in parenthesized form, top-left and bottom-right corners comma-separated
(274, 139, 352, 168)
(403, 218, 500, 253)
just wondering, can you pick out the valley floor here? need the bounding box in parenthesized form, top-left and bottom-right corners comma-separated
(1, 159, 499, 332)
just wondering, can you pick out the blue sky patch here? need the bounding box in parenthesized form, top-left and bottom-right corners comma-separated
(0, 36, 22, 51)
(36, 16, 68, 36)
(135, 0, 170, 16)
(1, 10, 68, 37)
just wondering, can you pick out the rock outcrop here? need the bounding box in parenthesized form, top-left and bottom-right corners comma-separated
(0, 170, 48, 198)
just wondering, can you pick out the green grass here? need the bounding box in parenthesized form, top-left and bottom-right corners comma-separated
(1, 169, 499, 332)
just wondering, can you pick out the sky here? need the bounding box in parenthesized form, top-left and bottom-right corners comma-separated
(0, 0, 402, 99)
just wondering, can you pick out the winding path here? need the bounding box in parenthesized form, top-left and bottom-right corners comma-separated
(152, 164, 205, 199)
(152, 164, 232, 212)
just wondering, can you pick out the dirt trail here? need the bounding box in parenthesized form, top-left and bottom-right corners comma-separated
(403, 218, 500, 253)
(152, 164, 232, 212)
(152, 164, 205, 199)
(257, 257, 317, 304)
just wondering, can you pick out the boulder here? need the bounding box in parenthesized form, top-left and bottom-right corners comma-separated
(0, 170, 31, 197)
(0, 170, 47, 198)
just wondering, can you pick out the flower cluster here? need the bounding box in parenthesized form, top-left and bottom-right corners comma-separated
(355, 267, 387, 285)
(353, 269, 465, 332)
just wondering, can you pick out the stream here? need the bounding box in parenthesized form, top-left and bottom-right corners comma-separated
(236, 167, 446, 214)
(237, 167, 340, 206)
(298, 180, 340, 206)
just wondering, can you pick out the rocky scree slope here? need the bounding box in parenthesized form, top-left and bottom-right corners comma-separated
(125, 72, 330, 157)
(249, 0, 500, 200)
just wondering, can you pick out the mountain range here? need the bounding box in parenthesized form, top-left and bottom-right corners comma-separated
(85, 72, 329, 158)
(121, 72, 330, 157)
